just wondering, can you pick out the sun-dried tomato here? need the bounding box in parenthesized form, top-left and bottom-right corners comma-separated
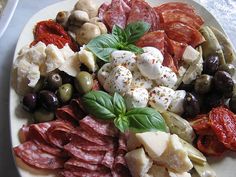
(197, 135, 226, 156)
(34, 20, 70, 40)
(209, 107, 236, 151)
(190, 114, 213, 135)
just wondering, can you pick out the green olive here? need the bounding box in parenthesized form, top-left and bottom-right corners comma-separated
(74, 71, 93, 94)
(57, 83, 73, 103)
(218, 64, 236, 76)
(194, 74, 213, 94)
(33, 77, 45, 92)
(34, 108, 54, 123)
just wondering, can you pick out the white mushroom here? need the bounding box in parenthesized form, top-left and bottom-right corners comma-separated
(76, 22, 101, 45)
(56, 11, 70, 27)
(74, 0, 98, 18)
(68, 10, 89, 27)
(89, 17, 107, 34)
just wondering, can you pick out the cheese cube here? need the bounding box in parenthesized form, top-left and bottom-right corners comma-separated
(168, 90, 186, 115)
(59, 54, 81, 77)
(182, 46, 200, 64)
(168, 171, 191, 177)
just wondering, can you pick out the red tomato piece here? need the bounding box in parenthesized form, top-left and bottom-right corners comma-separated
(197, 135, 226, 156)
(190, 114, 213, 135)
(209, 107, 236, 151)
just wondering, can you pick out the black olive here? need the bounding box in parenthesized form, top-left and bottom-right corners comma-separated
(203, 55, 220, 75)
(183, 92, 200, 118)
(229, 96, 236, 113)
(39, 90, 59, 111)
(60, 71, 74, 84)
(194, 74, 213, 94)
(22, 93, 38, 112)
(45, 73, 62, 91)
(178, 82, 194, 92)
(213, 71, 234, 94)
(204, 92, 223, 111)
(218, 64, 236, 76)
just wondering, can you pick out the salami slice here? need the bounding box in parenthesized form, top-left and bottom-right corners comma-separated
(163, 52, 178, 73)
(28, 122, 52, 143)
(60, 170, 112, 177)
(104, 0, 128, 30)
(164, 33, 174, 55)
(101, 151, 115, 169)
(18, 125, 30, 143)
(56, 105, 81, 123)
(64, 143, 105, 164)
(79, 115, 118, 137)
(127, 0, 160, 31)
(164, 22, 205, 48)
(14, 141, 65, 169)
(135, 31, 165, 54)
(170, 39, 188, 61)
(160, 9, 204, 29)
(112, 153, 131, 177)
(98, 3, 110, 20)
(117, 133, 127, 154)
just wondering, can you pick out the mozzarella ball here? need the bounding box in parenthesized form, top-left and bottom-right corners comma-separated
(149, 86, 175, 112)
(168, 90, 186, 115)
(156, 66, 178, 89)
(104, 65, 132, 94)
(142, 47, 164, 63)
(110, 50, 137, 71)
(124, 88, 149, 110)
(97, 63, 112, 85)
(137, 53, 163, 80)
(131, 69, 154, 90)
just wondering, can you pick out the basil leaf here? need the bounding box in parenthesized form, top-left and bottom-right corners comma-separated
(86, 34, 119, 62)
(114, 115, 129, 132)
(113, 92, 126, 116)
(82, 91, 116, 119)
(124, 21, 151, 44)
(126, 107, 167, 133)
(123, 44, 144, 54)
(112, 25, 127, 43)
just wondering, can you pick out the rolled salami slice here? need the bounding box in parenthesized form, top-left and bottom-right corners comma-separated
(155, 2, 196, 14)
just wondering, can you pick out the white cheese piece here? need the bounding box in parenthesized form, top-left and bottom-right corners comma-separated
(110, 50, 137, 71)
(124, 88, 149, 110)
(131, 69, 154, 90)
(97, 63, 112, 85)
(136, 131, 170, 159)
(59, 54, 81, 77)
(104, 65, 132, 94)
(125, 148, 153, 177)
(168, 171, 191, 177)
(60, 43, 75, 60)
(27, 64, 40, 87)
(182, 46, 200, 64)
(142, 47, 164, 63)
(149, 86, 175, 112)
(147, 165, 169, 177)
(156, 66, 178, 89)
(45, 44, 65, 73)
(78, 48, 97, 72)
(157, 134, 193, 173)
(127, 132, 142, 151)
(137, 53, 164, 80)
(168, 90, 186, 115)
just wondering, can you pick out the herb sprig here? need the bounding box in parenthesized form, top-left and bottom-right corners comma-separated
(82, 91, 167, 133)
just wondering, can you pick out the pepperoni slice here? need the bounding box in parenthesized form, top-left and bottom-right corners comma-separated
(160, 9, 203, 29)
(197, 135, 226, 156)
(135, 30, 165, 54)
(163, 52, 178, 73)
(209, 107, 236, 150)
(190, 114, 213, 135)
(164, 22, 205, 48)
(169, 39, 187, 61)
(127, 0, 160, 31)
(14, 141, 65, 169)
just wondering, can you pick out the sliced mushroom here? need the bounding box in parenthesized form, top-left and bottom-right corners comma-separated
(68, 10, 89, 27)
(74, 0, 98, 18)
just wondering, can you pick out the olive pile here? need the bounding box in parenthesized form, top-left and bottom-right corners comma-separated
(180, 55, 236, 118)
(22, 70, 94, 122)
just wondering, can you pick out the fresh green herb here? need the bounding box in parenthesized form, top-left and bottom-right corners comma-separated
(86, 21, 150, 62)
(82, 91, 116, 120)
(82, 90, 167, 133)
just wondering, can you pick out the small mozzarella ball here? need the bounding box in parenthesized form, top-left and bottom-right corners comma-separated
(104, 66, 132, 94)
(124, 88, 149, 110)
(131, 69, 154, 90)
(156, 66, 178, 89)
(149, 86, 175, 112)
(110, 50, 137, 71)
(168, 90, 186, 115)
(142, 47, 164, 63)
(137, 53, 163, 80)
(97, 63, 112, 85)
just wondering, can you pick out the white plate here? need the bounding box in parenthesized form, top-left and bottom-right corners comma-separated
(10, 0, 236, 176)
(0, 0, 18, 38)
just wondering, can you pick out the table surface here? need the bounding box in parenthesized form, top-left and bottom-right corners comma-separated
(0, 0, 235, 176)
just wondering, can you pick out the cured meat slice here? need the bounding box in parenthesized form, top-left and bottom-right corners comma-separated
(104, 0, 128, 30)
(160, 9, 204, 29)
(79, 115, 118, 137)
(164, 33, 174, 55)
(112, 153, 131, 177)
(163, 52, 178, 73)
(135, 31, 165, 54)
(64, 143, 105, 164)
(127, 0, 160, 31)
(70, 98, 86, 113)
(28, 122, 52, 143)
(98, 3, 110, 20)
(101, 151, 115, 169)
(170, 39, 188, 61)
(117, 133, 127, 154)
(164, 22, 205, 48)
(60, 170, 112, 177)
(56, 105, 81, 123)
(72, 127, 114, 146)
(154, 2, 196, 15)
(18, 125, 30, 143)
(13, 141, 65, 169)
